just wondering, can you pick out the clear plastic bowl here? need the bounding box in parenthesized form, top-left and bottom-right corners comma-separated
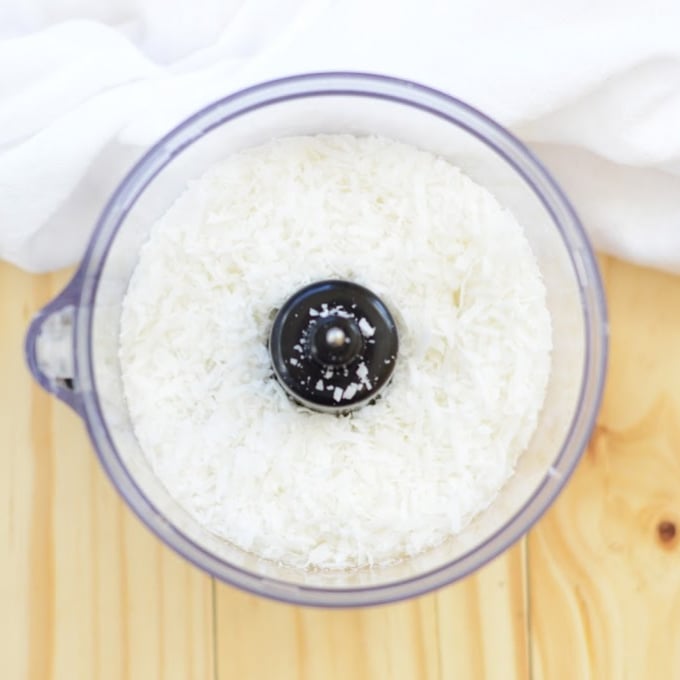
(26, 73, 607, 607)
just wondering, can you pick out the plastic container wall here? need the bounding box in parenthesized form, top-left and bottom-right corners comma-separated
(28, 74, 607, 606)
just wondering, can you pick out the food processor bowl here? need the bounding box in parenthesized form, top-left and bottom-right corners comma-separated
(26, 73, 607, 607)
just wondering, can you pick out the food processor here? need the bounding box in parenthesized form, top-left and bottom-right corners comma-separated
(25, 72, 607, 607)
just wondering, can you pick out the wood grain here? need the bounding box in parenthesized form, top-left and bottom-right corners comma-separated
(529, 258, 680, 680)
(214, 542, 529, 680)
(3, 255, 680, 680)
(0, 265, 214, 680)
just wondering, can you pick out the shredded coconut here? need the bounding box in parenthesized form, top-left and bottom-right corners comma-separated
(358, 317, 376, 338)
(119, 134, 552, 570)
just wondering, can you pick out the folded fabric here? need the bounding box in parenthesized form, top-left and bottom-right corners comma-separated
(1, 0, 679, 272)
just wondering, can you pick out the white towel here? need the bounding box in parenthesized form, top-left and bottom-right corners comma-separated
(2, 0, 679, 273)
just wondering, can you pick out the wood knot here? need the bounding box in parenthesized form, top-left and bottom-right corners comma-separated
(657, 520, 677, 548)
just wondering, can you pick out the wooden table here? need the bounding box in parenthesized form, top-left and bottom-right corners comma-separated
(2, 255, 680, 680)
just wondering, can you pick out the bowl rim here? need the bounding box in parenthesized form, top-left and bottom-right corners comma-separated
(74, 72, 608, 607)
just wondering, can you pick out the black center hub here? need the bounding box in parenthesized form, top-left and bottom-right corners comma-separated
(269, 280, 399, 413)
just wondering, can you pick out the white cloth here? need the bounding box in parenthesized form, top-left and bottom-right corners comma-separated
(1, 0, 679, 273)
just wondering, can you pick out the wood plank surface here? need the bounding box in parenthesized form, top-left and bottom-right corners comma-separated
(529, 258, 680, 680)
(0, 266, 215, 680)
(214, 543, 528, 680)
(2, 255, 680, 679)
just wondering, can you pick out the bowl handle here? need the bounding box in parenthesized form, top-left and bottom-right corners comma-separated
(25, 269, 85, 415)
